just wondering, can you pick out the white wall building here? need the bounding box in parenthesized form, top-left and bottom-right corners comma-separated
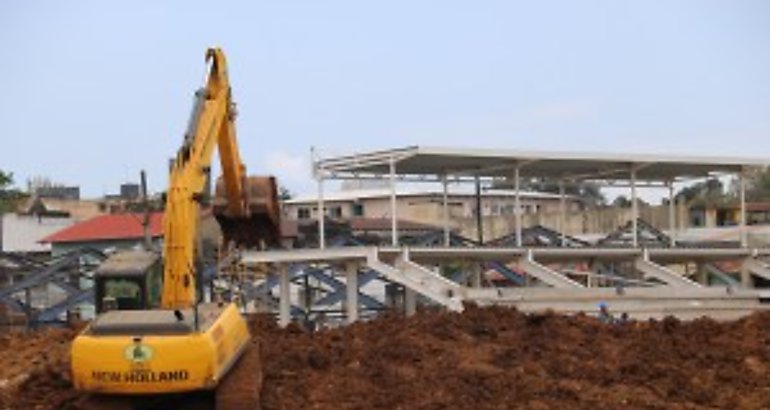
(0, 213, 74, 253)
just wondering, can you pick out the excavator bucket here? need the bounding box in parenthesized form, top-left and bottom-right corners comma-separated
(213, 175, 282, 249)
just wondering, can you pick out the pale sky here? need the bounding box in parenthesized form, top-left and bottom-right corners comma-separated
(1, 1, 768, 200)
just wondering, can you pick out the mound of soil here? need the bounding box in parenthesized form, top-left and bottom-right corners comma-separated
(3, 307, 770, 409)
(0, 327, 80, 409)
(256, 306, 770, 410)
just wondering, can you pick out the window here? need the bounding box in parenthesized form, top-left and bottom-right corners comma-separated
(329, 206, 342, 218)
(352, 203, 364, 217)
(103, 278, 143, 310)
(297, 208, 311, 219)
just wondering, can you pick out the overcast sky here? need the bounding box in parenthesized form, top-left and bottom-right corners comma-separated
(1, 1, 768, 200)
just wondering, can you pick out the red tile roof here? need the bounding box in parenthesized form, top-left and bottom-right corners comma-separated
(41, 213, 164, 244)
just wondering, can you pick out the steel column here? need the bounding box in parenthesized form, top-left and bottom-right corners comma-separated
(390, 158, 398, 246)
(740, 170, 747, 247)
(475, 175, 483, 245)
(631, 169, 638, 248)
(668, 180, 676, 246)
(442, 174, 450, 247)
(515, 166, 522, 247)
(317, 176, 326, 249)
(559, 180, 566, 247)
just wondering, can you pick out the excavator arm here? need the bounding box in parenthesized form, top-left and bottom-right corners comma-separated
(161, 47, 279, 309)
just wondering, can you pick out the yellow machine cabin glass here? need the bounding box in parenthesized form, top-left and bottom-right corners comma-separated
(103, 278, 143, 310)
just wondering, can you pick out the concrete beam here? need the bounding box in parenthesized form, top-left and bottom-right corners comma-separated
(517, 253, 584, 289)
(703, 263, 739, 287)
(463, 286, 764, 321)
(241, 247, 375, 264)
(634, 257, 702, 288)
(367, 255, 464, 312)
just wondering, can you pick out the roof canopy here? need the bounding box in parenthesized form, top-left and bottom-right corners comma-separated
(316, 146, 769, 183)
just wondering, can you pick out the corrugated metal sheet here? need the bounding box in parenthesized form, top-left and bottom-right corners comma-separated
(1, 213, 74, 252)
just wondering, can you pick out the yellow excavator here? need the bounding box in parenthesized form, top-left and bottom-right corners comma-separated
(70, 48, 281, 409)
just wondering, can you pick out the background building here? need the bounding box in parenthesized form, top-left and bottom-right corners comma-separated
(283, 187, 579, 226)
(40, 212, 163, 256)
(0, 212, 73, 253)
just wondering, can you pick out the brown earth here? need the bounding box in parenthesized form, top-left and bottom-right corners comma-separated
(0, 327, 80, 409)
(2, 307, 770, 409)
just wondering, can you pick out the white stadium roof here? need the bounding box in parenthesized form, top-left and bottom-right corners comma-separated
(316, 146, 770, 182)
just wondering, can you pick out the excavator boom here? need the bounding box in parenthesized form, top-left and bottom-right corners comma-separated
(162, 48, 281, 309)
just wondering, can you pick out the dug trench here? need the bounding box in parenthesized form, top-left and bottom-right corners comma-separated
(1, 305, 769, 409)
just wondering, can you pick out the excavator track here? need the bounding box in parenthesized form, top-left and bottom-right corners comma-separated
(71, 391, 215, 410)
(215, 339, 262, 410)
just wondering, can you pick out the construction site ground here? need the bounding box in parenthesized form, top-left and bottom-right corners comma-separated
(1, 306, 769, 409)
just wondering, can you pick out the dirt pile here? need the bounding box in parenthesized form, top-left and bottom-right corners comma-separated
(2, 307, 770, 409)
(0, 327, 80, 409)
(0, 304, 27, 327)
(257, 306, 770, 410)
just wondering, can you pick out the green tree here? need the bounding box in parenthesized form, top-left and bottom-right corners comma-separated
(278, 186, 293, 201)
(612, 195, 632, 208)
(675, 178, 728, 206)
(744, 167, 770, 201)
(0, 170, 26, 214)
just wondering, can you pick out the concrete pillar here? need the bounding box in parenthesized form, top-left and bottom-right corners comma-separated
(346, 264, 358, 324)
(404, 287, 417, 316)
(279, 266, 291, 328)
(471, 263, 482, 288)
(587, 260, 599, 288)
(741, 259, 753, 288)
(696, 262, 708, 285)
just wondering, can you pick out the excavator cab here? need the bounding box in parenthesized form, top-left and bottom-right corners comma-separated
(93, 250, 162, 314)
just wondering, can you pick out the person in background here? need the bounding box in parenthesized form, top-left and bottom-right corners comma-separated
(598, 301, 614, 323)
